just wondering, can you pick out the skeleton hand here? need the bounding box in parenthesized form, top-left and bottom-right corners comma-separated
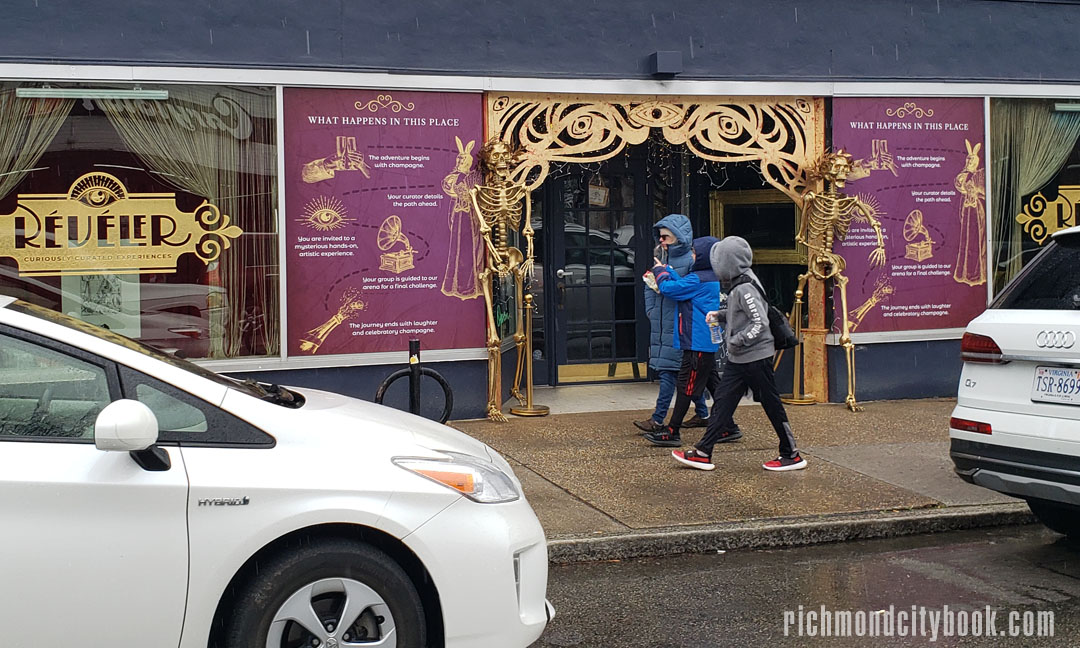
(868, 246, 887, 269)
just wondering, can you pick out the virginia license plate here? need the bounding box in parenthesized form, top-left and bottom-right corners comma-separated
(1031, 366, 1080, 404)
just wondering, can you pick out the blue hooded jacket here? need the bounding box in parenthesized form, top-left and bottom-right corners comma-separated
(644, 214, 694, 371)
(650, 236, 722, 353)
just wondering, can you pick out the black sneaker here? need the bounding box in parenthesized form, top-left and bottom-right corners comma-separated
(644, 428, 681, 447)
(716, 429, 743, 443)
(683, 415, 708, 428)
(634, 418, 663, 433)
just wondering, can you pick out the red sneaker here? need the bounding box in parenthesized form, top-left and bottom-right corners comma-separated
(762, 455, 807, 471)
(672, 448, 715, 471)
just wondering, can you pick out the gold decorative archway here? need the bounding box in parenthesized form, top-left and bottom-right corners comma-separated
(486, 93, 824, 204)
(485, 93, 829, 401)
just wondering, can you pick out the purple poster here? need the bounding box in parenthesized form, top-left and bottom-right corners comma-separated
(283, 89, 486, 356)
(832, 97, 987, 334)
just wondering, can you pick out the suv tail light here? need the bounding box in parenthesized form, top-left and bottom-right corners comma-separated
(950, 416, 992, 435)
(961, 332, 1004, 364)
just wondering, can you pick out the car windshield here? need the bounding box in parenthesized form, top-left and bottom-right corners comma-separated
(6, 299, 270, 400)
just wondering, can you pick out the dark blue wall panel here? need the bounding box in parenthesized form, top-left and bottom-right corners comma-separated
(2, 1, 1078, 83)
(225, 358, 489, 421)
(827, 339, 962, 403)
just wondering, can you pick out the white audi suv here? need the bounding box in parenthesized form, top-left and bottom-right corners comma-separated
(951, 226, 1080, 539)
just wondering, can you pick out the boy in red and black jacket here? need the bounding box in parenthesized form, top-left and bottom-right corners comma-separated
(643, 236, 741, 448)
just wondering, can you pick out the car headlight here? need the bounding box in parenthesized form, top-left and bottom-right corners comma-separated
(392, 451, 520, 503)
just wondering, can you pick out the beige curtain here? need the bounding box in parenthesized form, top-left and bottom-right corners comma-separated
(0, 89, 74, 200)
(991, 99, 1080, 289)
(99, 87, 278, 358)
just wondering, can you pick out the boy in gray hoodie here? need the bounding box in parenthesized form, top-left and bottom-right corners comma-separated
(671, 236, 807, 472)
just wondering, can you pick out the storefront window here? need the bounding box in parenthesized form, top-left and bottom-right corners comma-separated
(0, 83, 279, 359)
(990, 98, 1080, 294)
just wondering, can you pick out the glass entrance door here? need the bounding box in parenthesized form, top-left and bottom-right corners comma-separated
(537, 150, 651, 383)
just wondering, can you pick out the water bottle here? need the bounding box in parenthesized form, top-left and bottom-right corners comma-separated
(709, 321, 723, 345)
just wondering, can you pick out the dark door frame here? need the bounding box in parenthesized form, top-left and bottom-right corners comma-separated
(535, 146, 663, 385)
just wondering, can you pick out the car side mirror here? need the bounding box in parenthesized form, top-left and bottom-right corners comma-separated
(95, 399, 159, 452)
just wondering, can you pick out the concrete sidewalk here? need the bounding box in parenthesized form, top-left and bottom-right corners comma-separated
(450, 396, 1033, 563)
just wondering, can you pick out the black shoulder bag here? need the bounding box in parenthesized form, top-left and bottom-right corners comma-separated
(729, 275, 799, 350)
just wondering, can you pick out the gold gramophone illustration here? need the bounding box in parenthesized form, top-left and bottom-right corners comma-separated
(298, 287, 367, 354)
(377, 214, 417, 274)
(903, 209, 935, 262)
(849, 277, 895, 332)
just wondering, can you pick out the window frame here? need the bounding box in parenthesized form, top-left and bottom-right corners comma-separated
(710, 188, 805, 265)
(117, 364, 275, 449)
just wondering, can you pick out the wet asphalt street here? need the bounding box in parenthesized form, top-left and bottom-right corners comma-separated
(531, 525, 1080, 647)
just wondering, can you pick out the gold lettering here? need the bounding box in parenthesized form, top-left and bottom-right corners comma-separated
(0, 172, 241, 276)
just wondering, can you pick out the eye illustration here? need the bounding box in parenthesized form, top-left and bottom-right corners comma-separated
(69, 173, 127, 207)
(629, 101, 683, 128)
(299, 196, 353, 231)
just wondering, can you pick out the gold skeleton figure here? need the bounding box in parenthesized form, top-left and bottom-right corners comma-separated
(794, 149, 886, 411)
(470, 139, 535, 422)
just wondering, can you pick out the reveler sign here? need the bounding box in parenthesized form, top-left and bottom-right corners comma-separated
(1017, 186, 1080, 245)
(0, 172, 242, 276)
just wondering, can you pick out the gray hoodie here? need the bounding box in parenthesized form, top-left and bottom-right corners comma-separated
(709, 236, 775, 364)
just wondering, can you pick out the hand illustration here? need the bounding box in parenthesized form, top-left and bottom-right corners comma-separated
(872, 151, 898, 177)
(301, 136, 371, 183)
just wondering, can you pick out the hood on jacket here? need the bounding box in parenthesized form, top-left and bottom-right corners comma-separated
(691, 236, 721, 281)
(654, 214, 693, 258)
(691, 236, 719, 272)
(709, 235, 753, 282)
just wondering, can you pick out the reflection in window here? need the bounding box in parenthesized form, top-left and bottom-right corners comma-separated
(0, 334, 109, 439)
(135, 383, 208, 433)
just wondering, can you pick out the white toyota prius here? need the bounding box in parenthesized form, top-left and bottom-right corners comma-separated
(0, 295, 552, 648)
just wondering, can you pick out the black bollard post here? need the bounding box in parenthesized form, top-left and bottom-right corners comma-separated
(408, 338, 421, 415)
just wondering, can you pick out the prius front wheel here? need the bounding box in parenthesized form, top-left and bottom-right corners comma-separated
(223, 538, 426, 648)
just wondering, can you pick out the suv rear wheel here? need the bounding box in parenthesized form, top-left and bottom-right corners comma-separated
(1027, 498, 1080, 539)
(223, 538, 426, 648)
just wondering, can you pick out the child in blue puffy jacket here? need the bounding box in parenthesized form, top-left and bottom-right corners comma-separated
(643, 236, 741, 448)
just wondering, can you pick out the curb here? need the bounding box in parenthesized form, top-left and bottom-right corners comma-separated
(546, 503, 1034, 564)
